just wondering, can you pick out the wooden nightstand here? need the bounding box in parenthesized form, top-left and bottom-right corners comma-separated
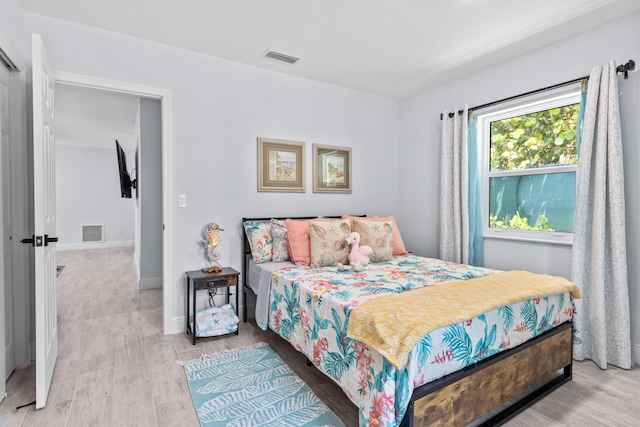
(185, 267, 239, 345)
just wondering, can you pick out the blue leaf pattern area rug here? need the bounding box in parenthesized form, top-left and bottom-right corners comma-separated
(182, 343, 345, 427)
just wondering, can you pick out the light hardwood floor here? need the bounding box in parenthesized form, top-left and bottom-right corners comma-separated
(0, 247, 637, 426)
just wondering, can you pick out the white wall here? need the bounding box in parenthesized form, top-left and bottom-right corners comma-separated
(22, 12, 400, 331)
(0, 0, 27, 59)
(137, 97, 163, 289)
(399, 13, 640, 363)
(56, 144, 135, 248)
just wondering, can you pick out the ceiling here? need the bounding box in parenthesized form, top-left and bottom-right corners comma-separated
(24, 0, 639, 151)
(55, 83, 139, 151)
(21, 0, 639, 100)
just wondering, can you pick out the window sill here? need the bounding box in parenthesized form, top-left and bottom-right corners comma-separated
(483, 232, 573, 246)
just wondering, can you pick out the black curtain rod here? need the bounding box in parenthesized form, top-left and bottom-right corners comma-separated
(440, 59, 636, 120)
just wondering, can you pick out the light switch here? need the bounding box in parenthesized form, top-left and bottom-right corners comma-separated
(177, 194, 187, 208)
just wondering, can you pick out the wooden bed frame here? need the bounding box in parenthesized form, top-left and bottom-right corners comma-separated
(402, 321, 572, 426)
(241, 216, 573, 426)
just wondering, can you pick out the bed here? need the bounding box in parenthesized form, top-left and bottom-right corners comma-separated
(241, 216, 580, 427)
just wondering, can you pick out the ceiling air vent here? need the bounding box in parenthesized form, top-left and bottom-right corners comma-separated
(262, 49, 300, 65)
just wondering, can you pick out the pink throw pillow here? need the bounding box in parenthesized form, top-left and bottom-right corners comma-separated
(285, 219, 311, 265)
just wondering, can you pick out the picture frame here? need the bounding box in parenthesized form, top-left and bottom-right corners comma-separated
(257, 137, 306, 192)
(312, 144, 352, 193)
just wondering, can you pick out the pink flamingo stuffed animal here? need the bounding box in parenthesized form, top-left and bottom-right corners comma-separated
(337, 232, 373, 272)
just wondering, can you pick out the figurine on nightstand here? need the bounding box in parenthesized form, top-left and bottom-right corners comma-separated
(201, 222, 224, 273)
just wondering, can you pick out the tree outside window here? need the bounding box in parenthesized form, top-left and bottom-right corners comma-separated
(480, 91, 581, 241)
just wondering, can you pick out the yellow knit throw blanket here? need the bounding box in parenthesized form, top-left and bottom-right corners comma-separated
(346, 270, 582, 369)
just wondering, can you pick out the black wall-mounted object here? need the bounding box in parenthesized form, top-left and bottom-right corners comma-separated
(115, 139, 137, 199)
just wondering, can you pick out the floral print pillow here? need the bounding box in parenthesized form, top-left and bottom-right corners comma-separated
(270, 219, 290, 262)
(309, 219, 351, 267)
(343, 215, 408, 255)
(354, 218, 394, 262)
(243, 221, 272, 263)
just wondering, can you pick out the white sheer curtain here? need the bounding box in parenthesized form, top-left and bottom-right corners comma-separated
(440, 106, 469, 264)
(572, 61, 632, 369)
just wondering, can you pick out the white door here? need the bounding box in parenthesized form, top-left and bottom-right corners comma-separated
(32, 33, 58, 409)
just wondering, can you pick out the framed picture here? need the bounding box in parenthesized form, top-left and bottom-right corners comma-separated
(257, 137, 305, 192)
(312, 144, 352, 193)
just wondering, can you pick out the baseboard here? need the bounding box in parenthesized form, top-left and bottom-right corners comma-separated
(634, 342, 640, 367)
(138, 276, 162, 290)
(166, 316, 185, 335)
(58, 240, 134, 251)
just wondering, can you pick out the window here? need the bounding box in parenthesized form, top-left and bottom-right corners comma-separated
(478, 91, 581, 244)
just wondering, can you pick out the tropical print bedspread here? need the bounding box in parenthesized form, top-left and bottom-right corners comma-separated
(267, 255, 576, 427)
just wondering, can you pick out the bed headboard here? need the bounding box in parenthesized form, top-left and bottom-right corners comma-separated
(241, 215, 366, 256)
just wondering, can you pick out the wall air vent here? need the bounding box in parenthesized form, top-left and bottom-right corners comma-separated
(262, 49, 301, 65)
(82, 225, 104, 243)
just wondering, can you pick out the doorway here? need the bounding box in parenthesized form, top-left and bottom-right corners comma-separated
(55, 84, 141, 253)
(55, 84, 164, 292)
(55, 71, 173, 334)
